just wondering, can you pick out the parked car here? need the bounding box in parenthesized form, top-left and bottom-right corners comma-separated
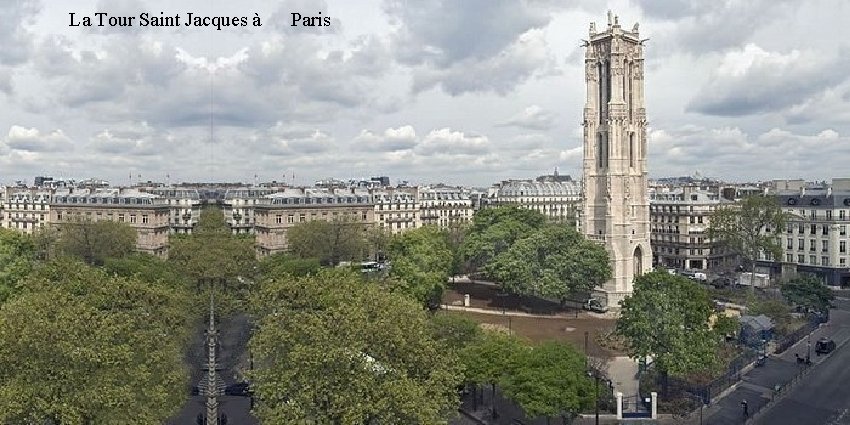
(680, 270, 708, 282)
(815, 337, 836, 355)
(584, 298, 608, 313)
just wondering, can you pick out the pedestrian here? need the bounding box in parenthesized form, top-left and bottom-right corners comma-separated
(741, 399, 749, 418)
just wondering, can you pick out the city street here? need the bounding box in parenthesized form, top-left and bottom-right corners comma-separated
(696, 295, 850, 425)
(754, 296, 850, 425)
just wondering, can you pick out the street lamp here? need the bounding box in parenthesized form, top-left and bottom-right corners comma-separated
(587, 368, 601, 425)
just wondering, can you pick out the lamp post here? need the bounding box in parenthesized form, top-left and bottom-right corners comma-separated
(587, 368, 601, 425)
(807, 334, 812, 363)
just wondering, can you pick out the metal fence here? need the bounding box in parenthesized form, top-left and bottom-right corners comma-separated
(774, 314, 827, 354)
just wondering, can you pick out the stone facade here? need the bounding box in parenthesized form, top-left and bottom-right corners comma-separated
(581, 12, 652, 306)
(254, 188, 375, 256)
(2, 187, 52, 234)
(485, 179, 581, 225)
(759, 178, 850, 286)
(372, 187, 420, 234)
(649, 185, 735, 272)
(419, 186, 473, 229)
(50, 188, 171, 257)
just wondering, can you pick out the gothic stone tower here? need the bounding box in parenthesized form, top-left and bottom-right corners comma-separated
(582, 11, 652, 307)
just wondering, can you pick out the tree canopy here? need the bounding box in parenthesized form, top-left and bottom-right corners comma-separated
(708, 195, 788, 283)
(286, 218, 367, 266)
(386, 226, 454, 305)
(169, 207, 257, 279)
(258, 253, 322, 278)
(501, 341, 595, 420)
(616, 270, 722, 377)
(249, 270, 462, 424)
(0, 259, 192, 424)
(0, 228, 37, 304)
(486, 224, 611, 303)
(52, 218, 137, 266)
(781, 274, 834, 313)
(461, 206, 547, 273)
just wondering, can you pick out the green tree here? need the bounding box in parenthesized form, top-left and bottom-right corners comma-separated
(459, 330, 528, 417)
(286, 218, 367, 266)
(364, 226, 391, 262)
(249, 270, 462, 424)
(781, 273, 835, 314)
(0, 228, 37, 304)
(461, 206, 547, 273)
(486, 224, 611, 305)
(169, 207, 257, 280)
(429, 313, 481, 352)
(616, 271, 721, 379)
(708, 196, 788, 289)
(445, 221, 469, 278)
(501, 341, 595, 423)
(258, 253, 322, 278)
(386, 226, 454, 305)
(0, 260, 192, 424)
(53, 218, 137, 265)
(104, 252, 188, 288)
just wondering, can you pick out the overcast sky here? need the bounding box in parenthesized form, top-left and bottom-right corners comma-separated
(1, 0, 849, 187)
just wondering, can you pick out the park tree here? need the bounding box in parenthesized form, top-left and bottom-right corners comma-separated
(386, 226, 454, 305)
(445, 221, 469, 277)
(501, 341, 596, 423)
(0, 259, 192, 424)
(104, 252, 189, 288)
(616, 271, 721, 380)
(169, 207, 257, 290)
(53, 218, 137, 265)
(486, 224, 611, 305)
(258, 253, 322, 278)
(286, 217, 367, 266)
(708, 195, 788, 289)
(0, 228, 37, 304)
(461, 206, 547, 273)
(428, 313, 481, 352)
(249, 270, 462, 424)
(364, 226, 391, 262)
(781, 273, 834, 314)
(459, 330, 529, 418)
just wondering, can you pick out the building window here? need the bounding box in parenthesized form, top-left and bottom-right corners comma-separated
(823, 225, 829, 235)
(786, 254, 793, 262)
(822, 256, 829, 266)
(841, 257, 847, 266)
(299, 214, 306, 223)
(276, 215, 282, 224)
(798, 255, 805, 263)
(118, 214, 125, 222)
(142, 215, 148, 224)
(810, 239, 816, 252)
(130, 215, 137, 223)
(842, 225, 847, 236)
(787, 238, 793, 250)
(839, 209, 846, 220)
(811, 224, 817, 234)
(57, 212, 62, 221)
(287, 215, 294, 224)
(798, 239, 804, 251)
(841, 241, 846, 254)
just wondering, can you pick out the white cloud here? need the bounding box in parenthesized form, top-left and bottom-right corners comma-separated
(416, 128, 491, 155)
(355, 125, 417, 152)
(5, 126, 74, 152)
(504, 105, 556, 130)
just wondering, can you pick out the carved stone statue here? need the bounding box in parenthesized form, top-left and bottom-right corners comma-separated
(607, 10, 612, 26)
(590, 22, 596, 34)
(632, 23, 639, 32)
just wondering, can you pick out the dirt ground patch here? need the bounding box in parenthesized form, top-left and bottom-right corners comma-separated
(443, 310, 621, 358)
(444, 280, 586, 317)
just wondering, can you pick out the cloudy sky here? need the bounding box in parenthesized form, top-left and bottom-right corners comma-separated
(1, 0, 849, 187)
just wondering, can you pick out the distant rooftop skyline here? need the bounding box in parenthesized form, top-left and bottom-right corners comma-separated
(1, 0, 849, 186)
